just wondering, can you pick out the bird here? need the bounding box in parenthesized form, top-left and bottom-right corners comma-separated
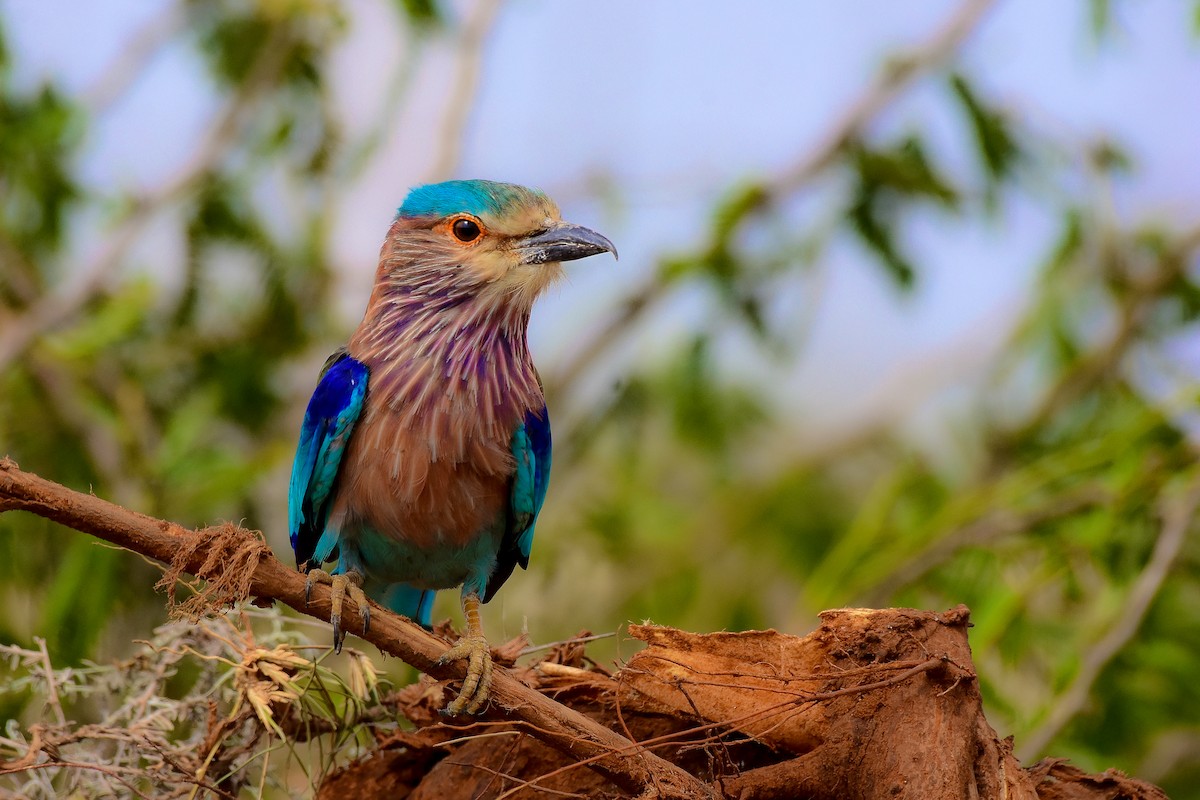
(287, 179, 616, 714)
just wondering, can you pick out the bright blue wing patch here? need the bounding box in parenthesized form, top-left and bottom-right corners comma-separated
(514, 406, 552, 563)
(288, 351, 368, 570)
(483, 405, 552, 603)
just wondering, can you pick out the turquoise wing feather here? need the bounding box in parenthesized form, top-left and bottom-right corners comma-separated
(483, 405, 552, 602)
(288, 350, 369, 569)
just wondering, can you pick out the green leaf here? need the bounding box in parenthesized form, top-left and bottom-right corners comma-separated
(44, 279, 156, 360)
(1091, 139, 1132, 173)
(842, 136, 963, 288)
(1090, 0, 1112, 38)
(849, 186, 915, 288)
(0, 19, 10, 76)
(1043, 209, 1084, 279)
(949, 73, 1021, 183)
(0, 78, 82, 258)
(852, 137, 958, 205)
(663, 337, 765, 454)
(40, 540, 127, 663)
(393, 0, 441, 27)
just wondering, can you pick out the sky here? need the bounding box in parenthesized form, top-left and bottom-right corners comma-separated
(5, 0, 1199, 447)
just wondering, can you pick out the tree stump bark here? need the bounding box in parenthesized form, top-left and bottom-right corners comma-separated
(320, 606, 1167, 800)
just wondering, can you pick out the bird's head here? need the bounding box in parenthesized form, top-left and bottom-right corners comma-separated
(377, 179, 617, 312)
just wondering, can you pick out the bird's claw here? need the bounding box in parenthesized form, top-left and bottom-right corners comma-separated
(304, 568, 370, 653)
(437, 635, 494, 715)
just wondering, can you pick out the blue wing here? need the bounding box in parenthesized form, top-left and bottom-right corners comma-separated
(288, 350, 369, 570)
(483, 404, 552, 602)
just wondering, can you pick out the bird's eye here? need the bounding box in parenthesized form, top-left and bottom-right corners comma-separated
(452, 218, 482, 243)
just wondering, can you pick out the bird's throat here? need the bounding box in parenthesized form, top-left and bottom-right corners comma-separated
(348, 293, 542, 444)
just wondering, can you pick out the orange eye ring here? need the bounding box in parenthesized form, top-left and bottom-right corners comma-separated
(450, 216, 483, 244)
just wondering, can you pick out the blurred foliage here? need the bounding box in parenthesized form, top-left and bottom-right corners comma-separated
(1, 1, 1199, 798)
(0, 0, 351, 662)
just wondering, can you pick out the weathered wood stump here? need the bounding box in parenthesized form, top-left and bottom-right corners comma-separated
(320, 606, 1166, 799)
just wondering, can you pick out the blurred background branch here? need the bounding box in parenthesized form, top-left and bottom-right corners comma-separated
(424, 0, 503, 182)
(82, 1, 185, 114)
(545, 0, 1000, 404)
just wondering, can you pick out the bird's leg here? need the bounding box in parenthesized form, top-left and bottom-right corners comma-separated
(304, 567, 370, 653)
(437, 591, 494, 715)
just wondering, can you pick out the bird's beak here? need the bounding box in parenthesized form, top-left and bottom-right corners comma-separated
(517, 223, 618, 265)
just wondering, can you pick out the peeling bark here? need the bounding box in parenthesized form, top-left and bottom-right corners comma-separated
(322, 610, 1167, 800)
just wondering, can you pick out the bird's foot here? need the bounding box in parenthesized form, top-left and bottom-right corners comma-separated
(437, 634, 494, 715)
(304, 568, 370, 653)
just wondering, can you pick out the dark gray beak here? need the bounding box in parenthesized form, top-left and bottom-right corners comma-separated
(518, 223, 618, 265)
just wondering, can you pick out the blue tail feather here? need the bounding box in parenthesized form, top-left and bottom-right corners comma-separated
(382, 584, 436, 629)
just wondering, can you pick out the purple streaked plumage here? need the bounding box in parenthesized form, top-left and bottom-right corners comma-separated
(287, 179, 615, 714)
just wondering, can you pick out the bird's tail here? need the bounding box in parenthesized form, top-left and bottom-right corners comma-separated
(381, 583, 435, 629)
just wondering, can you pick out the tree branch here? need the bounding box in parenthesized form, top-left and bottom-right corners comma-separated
(0, 458, 714, 799)
(83, 1, 186, 115)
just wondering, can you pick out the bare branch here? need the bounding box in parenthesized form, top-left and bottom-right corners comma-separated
(83, 2, 186, 115)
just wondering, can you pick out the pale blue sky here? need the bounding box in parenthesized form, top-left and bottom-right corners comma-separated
(6, 0, 1199, 445)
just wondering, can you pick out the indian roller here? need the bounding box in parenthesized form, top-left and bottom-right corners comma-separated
(287, 180, 616, 714)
